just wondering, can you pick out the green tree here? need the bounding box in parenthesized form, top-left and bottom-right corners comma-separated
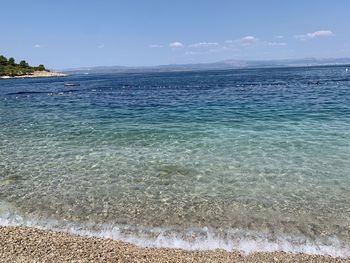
(37, 64, 46, 71)
(0, 55, 7, 65)
(0, 55, 47, 76)
(19, 60, 29, 68)
(8, 57, 15, 65)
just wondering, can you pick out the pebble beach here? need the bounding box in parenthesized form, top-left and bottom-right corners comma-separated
(0, 226, 349, 263)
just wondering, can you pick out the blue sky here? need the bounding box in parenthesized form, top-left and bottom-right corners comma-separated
(1, 0, 349, 69)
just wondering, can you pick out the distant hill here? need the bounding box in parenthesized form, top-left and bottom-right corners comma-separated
(0, 55, 46, 77)
(63, 57, 350, 74)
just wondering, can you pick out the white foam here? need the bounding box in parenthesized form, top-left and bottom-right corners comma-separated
(1, 210, 349, 258)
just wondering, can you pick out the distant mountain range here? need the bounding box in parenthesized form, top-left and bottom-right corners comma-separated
(63, 58, 350, 74)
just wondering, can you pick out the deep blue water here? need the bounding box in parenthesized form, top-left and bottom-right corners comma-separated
(1, 66, 350, 255)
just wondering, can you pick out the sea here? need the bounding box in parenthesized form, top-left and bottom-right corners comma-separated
(1, 66, 350, 256)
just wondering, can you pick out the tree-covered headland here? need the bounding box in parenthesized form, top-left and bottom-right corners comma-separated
(0, 55, 47, 76)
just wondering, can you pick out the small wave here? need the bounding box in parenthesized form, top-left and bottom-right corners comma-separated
(6, 90, 82, 96)
(0, 208, 349, 258)
(7, 91, 49, 95)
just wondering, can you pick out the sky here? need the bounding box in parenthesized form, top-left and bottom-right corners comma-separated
(1, 0, 350, 69)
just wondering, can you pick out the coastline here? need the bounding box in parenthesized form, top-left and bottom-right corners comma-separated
(0, 226, 348, 263)
(0, 70, 67, 79)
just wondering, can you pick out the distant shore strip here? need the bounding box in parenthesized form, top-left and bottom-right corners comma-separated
(0, 71, 67, 79)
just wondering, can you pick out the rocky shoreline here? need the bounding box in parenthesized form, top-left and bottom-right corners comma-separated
(0, 226, 348, 263)
(0, 70, 67, 79)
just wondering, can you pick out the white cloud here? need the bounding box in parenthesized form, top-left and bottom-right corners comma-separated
(225, 36, 259, 47)
(169, 42, 184, 48)
(241, 36, 256, 41)
(275, 35, 284, 39)
(149, 44, 163, 48)
(97, 44, 105, 49)
(189, 42, 218, 48)
(239, 36, 258, 46)
(266, 41, 287, 46)
(185, 51, 196, 55)
(307, 30, 333, 38)
(34, 44, 43, 48)
(295, 30, 333, 40)
(224, 36, 288, 50)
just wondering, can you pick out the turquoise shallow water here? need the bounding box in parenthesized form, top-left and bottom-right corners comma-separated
(1, 66, 350, 255)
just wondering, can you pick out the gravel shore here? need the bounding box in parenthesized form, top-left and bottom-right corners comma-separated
(0, 226, 348, 263)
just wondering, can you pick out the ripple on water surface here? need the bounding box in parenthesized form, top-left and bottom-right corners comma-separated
(1, 66, 350, 255)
